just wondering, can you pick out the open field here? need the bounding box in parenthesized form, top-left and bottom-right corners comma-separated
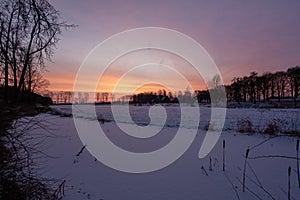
(21, 105, 300, 199)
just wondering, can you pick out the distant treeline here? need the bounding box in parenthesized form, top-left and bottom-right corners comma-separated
(45, 90, 195, 104)
(46, 91, 110, 104)
(47, 87, 221, 105)
(225, 66, 300, 103)
(46, 66, 299, 105)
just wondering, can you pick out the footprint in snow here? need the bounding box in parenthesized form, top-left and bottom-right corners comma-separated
(73, 159, 79, 164)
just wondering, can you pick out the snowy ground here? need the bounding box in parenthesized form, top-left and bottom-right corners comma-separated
(26, 105, 300, 199)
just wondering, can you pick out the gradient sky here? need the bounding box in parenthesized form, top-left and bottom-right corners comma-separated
(46, 0, 300, 93)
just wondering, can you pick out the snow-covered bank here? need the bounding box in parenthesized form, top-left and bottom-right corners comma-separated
(27, 105, 300, 199)
(52, 104, 300, 134)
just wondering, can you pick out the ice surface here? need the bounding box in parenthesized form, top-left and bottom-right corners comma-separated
(26, 105, 300, 199)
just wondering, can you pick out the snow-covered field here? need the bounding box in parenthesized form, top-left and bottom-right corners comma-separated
(28, 105, 300, 199)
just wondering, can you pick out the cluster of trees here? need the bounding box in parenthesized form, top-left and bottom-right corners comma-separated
(46, 91, 113, 104)
(130, 88, 199, 105)
(46, 91, 74, 104)
(0, 0, 70, 102)
(130, 87, 226, 105)
(226, 66, 300, 103)
(131, 89, 178, 105)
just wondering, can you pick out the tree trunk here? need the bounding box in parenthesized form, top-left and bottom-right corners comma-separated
(16, 22, 37, 99)
(4, 62, 9, 102)
(28, 64, 32, 93)
(3, 10, 15, 102)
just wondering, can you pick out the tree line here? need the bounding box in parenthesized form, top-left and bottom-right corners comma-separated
(226, 66, 300, 103)
(47, 88, 200, 105)
(0, 0, 71, 103)
(46, 91, 112, 104)
(45, 66, 299, 105)
(130, 89, 195, 105)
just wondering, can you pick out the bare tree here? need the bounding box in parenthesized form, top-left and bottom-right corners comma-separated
(96, 92, 101, 102)
(261, 73, 272, 101)
(287, 66, 300, 101)
(0, 0, 73, 102)
(30, 70, 50, 95)
(273, 71, 288, 101)
(83, 92, 89, 103)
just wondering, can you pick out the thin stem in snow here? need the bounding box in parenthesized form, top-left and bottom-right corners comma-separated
(243, 148, 250, 192)
(296, 139, 300, 188)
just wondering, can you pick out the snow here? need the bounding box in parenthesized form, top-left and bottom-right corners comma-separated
(26, 105, 300, 199)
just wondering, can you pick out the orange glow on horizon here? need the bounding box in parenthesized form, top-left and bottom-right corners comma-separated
(47, 72, 206, 94)
(46, 48, 216, 94)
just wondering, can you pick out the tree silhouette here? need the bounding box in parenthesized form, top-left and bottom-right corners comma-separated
(226, 67, 299, 104)
(287, 66, 300, 101)
(0, 0, 72, 102)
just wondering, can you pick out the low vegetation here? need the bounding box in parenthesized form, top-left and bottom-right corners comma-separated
(0, 103, 63, 199)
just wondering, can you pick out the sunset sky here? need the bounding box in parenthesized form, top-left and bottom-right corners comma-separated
(46, 0, 300, 94)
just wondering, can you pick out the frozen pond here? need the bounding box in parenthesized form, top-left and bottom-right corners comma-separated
(24, 105, 300, 199)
